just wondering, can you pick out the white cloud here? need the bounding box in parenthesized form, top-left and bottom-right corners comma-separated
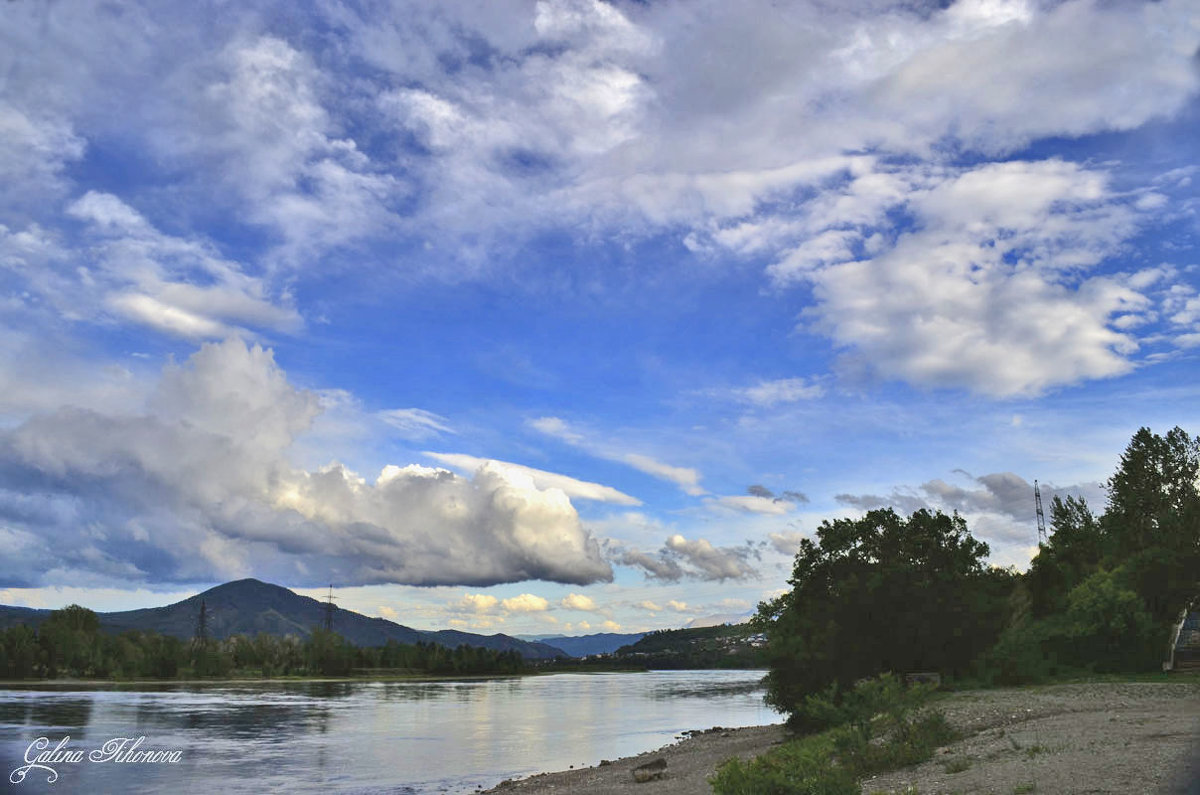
(359, 0, 1196, 394)
(708, 495, 797, 516)
(731, 378, 825, 406)
(529, 416, 704, 495)
(9, 190, 305, 341)
(0, 104, 85, 221)
(185, 36, 402, 258)
(378, 408, 455, 440)
(666, 599, 698, 614)
(748, 159, 1154, 396)
(620, 453, 704, 496)
(424, 452, 640, 506)
(501, 593, 550, 613)
(560, 593, 597, 611)
(457, 593, 500, 613)
(3, 0, 1196, 398)
(0, 339, 614, 588)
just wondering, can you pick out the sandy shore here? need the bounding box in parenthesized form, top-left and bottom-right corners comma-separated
(483, 680, 1200, 795)
(482, 723, 789, 795)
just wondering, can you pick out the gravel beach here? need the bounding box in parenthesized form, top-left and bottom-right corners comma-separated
(482, 680, 1200, 795)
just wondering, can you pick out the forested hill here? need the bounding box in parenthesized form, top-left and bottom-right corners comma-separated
(0, 578, 566, 660)
(614, 623, 766, 668)
(530, 632, 646, 657)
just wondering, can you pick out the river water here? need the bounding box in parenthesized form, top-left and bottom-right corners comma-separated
(1, 670, 779, 793)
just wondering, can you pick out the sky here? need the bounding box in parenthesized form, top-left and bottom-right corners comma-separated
(1, 0, 1198, 637)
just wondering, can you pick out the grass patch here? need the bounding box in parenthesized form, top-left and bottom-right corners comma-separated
(710, 674, 960, 794)
(942, 756, 972, 773)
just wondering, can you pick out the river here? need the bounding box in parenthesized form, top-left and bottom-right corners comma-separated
(2, 669, 779, 793)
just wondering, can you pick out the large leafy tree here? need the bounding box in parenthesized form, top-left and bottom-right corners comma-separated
(1103, 426, 1200, 623)
(757, 508, 1011, 723)
(1105, 426, 1200, 558)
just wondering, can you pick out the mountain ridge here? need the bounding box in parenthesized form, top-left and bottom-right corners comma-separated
(0, 578, 567, 660)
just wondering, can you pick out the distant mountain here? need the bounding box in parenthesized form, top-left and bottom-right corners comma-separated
(685, 610, 754, 629)
(530, 632, 646, 657)
(0, 579, 566, 660)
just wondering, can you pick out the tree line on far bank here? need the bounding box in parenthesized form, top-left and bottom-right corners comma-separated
(0, 609, 527, 680)
(758, 425, 1200, 727)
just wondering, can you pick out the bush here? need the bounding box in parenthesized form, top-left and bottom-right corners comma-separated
(710, 730, 857, 795)
(1063, 569, 1160, 672)
(711, 674, 957, 795)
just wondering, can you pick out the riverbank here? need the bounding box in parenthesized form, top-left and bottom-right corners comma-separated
(483, 723, 789, 795)
(483, 679, 1200, 794)
(0, 672, 529, 687)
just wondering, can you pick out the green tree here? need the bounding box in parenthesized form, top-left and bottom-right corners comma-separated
(40, 605, 102, 677)
(1026, 495, 1104, 617)
(1062, 569, 1159, 671)
(1, 625, 41, 678)
(1103, 426, 1200, 622)
(1105, 426, 1200, 555)
(305, 628, 353, 676)
(758, 509, 1010, 724)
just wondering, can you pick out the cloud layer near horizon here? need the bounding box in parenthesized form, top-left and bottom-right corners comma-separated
(0, 340, 613, 589)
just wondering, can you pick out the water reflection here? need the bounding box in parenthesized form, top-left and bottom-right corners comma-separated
(1, 670, 779, 794)
(0, 698, 94, 732)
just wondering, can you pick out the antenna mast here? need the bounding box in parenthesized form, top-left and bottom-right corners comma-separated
(323, 584, 337, 633)
(1034, 480, 1047, 544)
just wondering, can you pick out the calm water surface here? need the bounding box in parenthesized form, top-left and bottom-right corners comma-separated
(1, 670, 779, 793)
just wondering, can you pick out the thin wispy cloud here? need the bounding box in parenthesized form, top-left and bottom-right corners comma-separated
(529, 416, 705, 495)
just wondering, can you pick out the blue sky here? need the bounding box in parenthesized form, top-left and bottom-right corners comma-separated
(1, 0, 1199, 636)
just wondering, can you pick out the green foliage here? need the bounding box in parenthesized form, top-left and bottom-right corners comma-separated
(0, 624, 39, 678)
(1062, 569, 1159, 672)
(970, 614, 1076, 685)
(976, 426, 1200, 684)
(758, 508, 1011, 722)
(39, 605, 102, 677)
(1105, 427, 1200, 556)
(0, 620, 527, 680)
(791, 674, 937, 735)
(306, 628, 355, 676)
(710, 730, 857, 795)
(711, 675, 957, 795)
(1102, 426, 1200, 623)
(1026, 495, 1104, 617)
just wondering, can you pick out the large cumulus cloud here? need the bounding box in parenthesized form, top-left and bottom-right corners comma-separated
(0, 339, 613, 588)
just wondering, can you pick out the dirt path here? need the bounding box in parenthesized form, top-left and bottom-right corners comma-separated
(863, 681, 1200, 795)
(482, 680, 1200, 795)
